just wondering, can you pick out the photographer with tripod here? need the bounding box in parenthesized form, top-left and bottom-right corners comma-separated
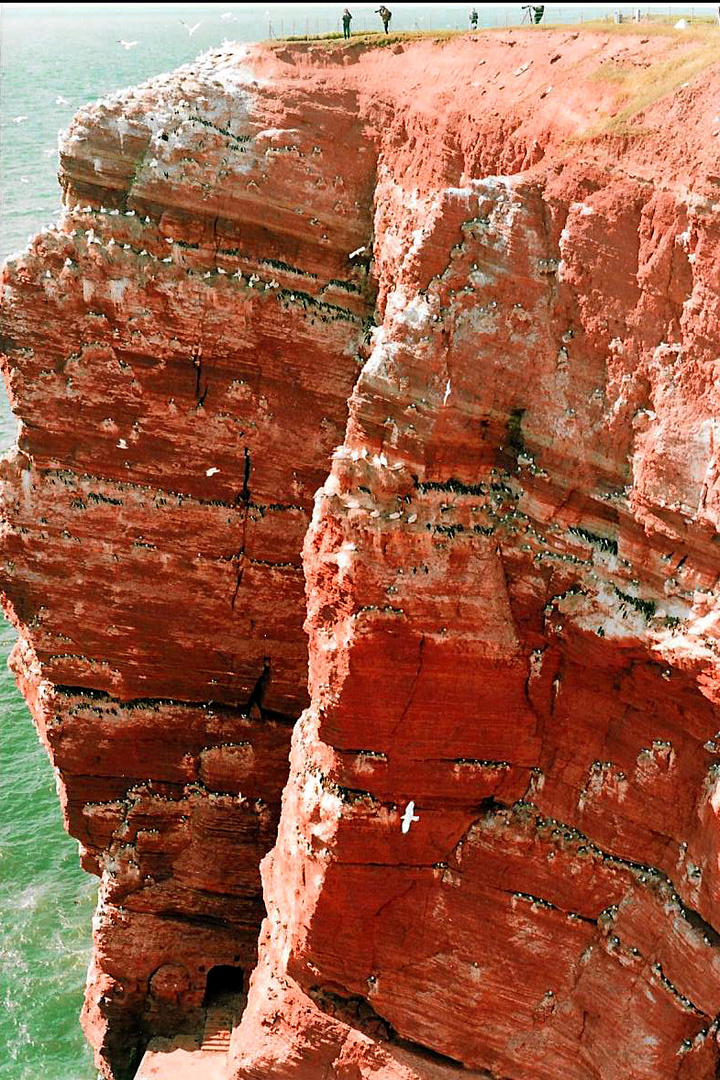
(521, 4, 545, 23)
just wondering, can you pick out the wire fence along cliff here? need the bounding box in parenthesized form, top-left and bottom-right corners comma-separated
(266, 6, 720, 39)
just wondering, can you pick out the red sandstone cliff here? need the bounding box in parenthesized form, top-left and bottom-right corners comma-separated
(3, 24, 720, 1080)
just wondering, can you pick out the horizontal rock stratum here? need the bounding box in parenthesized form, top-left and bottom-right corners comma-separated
(3, 24, 720, 1080)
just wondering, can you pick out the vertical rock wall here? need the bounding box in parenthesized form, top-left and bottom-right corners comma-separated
(231, 33, 720, 1080)
(1, 44, 376, 1079)
(3, 27, 720, 1080)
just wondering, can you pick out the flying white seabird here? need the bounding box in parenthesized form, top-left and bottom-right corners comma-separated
(401, 801, 420, 834)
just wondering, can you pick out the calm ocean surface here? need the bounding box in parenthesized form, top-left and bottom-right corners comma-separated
(0, 2, 714, 1077)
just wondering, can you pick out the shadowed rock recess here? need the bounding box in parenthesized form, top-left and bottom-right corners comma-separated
(3, 27, 720, 1080)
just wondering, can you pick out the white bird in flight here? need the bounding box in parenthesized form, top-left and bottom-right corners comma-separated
(55, 95, 71, 106)
(220, 11, 236, 20)
(401, 801, 420, 834)
(118, 39, 138, 49)
(13, 115, 28, 123)
(180, 20, 203, 36)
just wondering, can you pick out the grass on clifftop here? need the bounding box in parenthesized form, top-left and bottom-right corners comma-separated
(268, 18, 720, 135)
(268, 13, 719, 51)
(587, 23, 720, 133)
(269, 28, 461, 50)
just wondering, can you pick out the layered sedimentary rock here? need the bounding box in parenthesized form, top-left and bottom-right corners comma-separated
(4, 25, 720, 1080)
(1, 44, 376, 1079)
(231, 30, 720, 1080)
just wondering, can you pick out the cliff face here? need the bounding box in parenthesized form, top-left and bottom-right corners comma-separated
(3, 27, 720, 1080)
(1, 43, 376, 1077)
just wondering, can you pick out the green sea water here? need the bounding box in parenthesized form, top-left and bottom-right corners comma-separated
(0, 578, 98, 1080)
(1, 2, 715, 1078)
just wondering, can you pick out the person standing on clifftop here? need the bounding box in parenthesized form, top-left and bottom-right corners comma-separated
(342, 8, 352, 37)
(469, 7, 479, 29)
(375, 6, 392, 33)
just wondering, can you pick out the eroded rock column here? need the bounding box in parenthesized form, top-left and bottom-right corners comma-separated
(1, 44, 376, 1079)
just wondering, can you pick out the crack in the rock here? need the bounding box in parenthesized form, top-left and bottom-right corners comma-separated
(650, 960, 707, 1017)
(390, 635, 425, 737)
(230, 447, 253, 611)
(241, 446, 251, 505)
(192, 341, 208, 405)
(309, 781, 720, 957)
(501, 888, 596, 925)
(123, 905, 260, 932)
(307, 985, 472, 1074)
(502, 802, 720, 949)
(230, 550, 246, 610)
(246, 656, 271, 717)
(52, 684, 296, 726)
(41, 468, 290, 510)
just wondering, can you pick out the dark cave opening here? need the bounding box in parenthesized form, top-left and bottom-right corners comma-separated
(203, 964, 245, 1005)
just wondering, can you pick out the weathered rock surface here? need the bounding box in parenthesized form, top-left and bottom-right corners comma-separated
(1, 41, 375, 1079)
(3, 24, 720, 1080)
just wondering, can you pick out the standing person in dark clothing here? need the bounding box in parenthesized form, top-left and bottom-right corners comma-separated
(342, 8, 352, 37)
(375, 6, 392, 33)
(469, 7, 479, 28)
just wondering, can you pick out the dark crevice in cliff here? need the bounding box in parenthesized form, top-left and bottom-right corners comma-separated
(230, 449, 253, 611)
(499, 887, 596, 926)
(649, 962, 707, 1018)
(504, 407, 526, 474)
(680, 903, 720, 950)
(192, 342, 209, 406)
(246, 656, 271, 717)
(308, 986, 488, 1075)
(125, 906, 262, 933)
(230, 550, 246, 611)
(241, 446, 251, 504)
(52, 683, 296, 725)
